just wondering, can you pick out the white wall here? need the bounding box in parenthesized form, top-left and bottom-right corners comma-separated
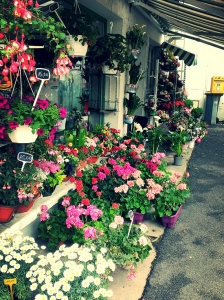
(177, 38, 224, 110)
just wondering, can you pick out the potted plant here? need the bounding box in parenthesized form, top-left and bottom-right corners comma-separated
(126, 62, 145, 93)
(124, 95, 143, 124)
(87, 33, 130, 73)
(144, 124, 166, 155)
(28, 242, 115, 299)
(0, 95, 66, 142)
(152, 172, 191, 227)
(191, 107, 204, 120)
(167, 129, 190, 165)
(0, 232, 41, 300)
(0, 149, 43, 222)
(126, 24, 147, 59)
(59, 10, 100, 57)
(92, 215, 151, 279)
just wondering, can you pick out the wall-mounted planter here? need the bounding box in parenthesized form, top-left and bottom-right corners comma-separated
(130, 49, 141, 60)
(124, 115, 135, 124)
(8, 125, 38, 143)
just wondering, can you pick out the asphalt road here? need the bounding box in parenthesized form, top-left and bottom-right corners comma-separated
(141, 125, 224, 300)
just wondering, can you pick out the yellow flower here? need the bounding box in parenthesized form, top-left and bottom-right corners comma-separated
(68, 142, 73, 147)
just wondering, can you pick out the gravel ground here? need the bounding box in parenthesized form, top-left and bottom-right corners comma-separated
(141, 125, 224, 300)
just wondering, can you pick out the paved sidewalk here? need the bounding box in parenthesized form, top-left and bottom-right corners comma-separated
(141, 125, 224, 300)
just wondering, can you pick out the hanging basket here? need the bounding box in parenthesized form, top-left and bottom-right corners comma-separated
(8, 125, 38, 143)
(125, 84, 138, 94)
(66, 35, 88, 57)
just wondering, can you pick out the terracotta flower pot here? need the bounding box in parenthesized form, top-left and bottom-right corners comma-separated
(0, 205, 18, 223)
(17, 194, 41, 213)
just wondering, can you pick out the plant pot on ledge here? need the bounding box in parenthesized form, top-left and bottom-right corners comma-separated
(133, 211, 145, 224)
(174, 155, 183, 166)
(160, 205, 183, 228)
(0, 205, 18, 223)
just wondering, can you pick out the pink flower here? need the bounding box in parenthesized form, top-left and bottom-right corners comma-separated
(9, 120, 19, 129)
(83, 227, 97, 239)
(62, 197, 70, 207)
(37, 128, 44, 136)
(153, 170, 165, 177)
(185, 172, 190, 178)
(59, 107, 67, 118)
(40, 212, 50, 221)
(92, 185, 98, 191)
(66, 216, 84, 228)
(38, 99, 49, 110)
(97, 171, 106, 180)
(126, 271, 137, 280)
(41, 205, 48, 212)
(127, 180, 134, 187)
(177, 183, 187, 190)
(24, 118, 32, 125)
(136, 178, 144, 187)
(114, 215, 124, 225)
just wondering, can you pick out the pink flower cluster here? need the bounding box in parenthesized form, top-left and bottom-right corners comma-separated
(151, 152, 166, 164)
(113, 163, 137, 178)
(39, 205, 50, 222)
(146, 179, 163, 200)
(36, 160, 61, 174)
(65, 204, 103, 229)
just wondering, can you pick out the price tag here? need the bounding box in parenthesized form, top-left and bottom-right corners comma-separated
(35, 68, 50, 81)
(32, 68, 50, 111)
(127, 210, 134, 239)
(4, 278, 17, 299)
(17, 152, 33, 171)
(49, 2, 59, 12)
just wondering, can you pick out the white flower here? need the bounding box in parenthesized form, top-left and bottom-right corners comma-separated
(41, 245, 46, 250)
(41, 284, 47, 291)
(5, 255, 12, 262)
(81, 280, 90, 288)
(94, 277, 101, 286)
(49, 296, 56, 300)
(93, 290, 100, 298)
(35, 295, 48, 300)
(30, 283, 38, 291)
(108, 276, 114, 282)
(87, 264, 95, 272)
(61, 297, 68, 300)
(0, 255, 3, 260)
(56, 291, 64, 299)
(139, 224, 148, 234)
(106, 290, 113, 297)
(1, 265, 8, 273)
(86, 275, 94, 283)
(26, 271, 33, 278)
(62, 283, 70, 292)
(7, 268, 15, 274)
(138, 236, 148, 246)
(100, 247, 107, 254)
(99, 288, 107, 297)
(14, 264, 20, 270)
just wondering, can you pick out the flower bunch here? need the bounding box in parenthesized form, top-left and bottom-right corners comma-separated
(0, 232, 40, 300)
(144, 100, 157, 116)
(28, 243, 115, 300)
(0, 95, 65, 140)
(152, 172, 191, 218)
(57, 144, 79, 176)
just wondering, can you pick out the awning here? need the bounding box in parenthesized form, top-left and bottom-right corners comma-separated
(132, 0, 224, 49)
(161, 42, 196, 66)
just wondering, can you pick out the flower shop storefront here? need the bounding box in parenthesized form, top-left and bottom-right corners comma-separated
(0, 1, 211, 299)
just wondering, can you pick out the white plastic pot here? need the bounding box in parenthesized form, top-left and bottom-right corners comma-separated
(8, 125, 38, 143)
(66, 35, 88, 57)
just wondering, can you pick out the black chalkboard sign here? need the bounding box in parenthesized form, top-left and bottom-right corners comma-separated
(35, 68, 50, 81)
(49, 2, 59, 12)
(17, 152, 33, 163)
(17, 152, 33, 171)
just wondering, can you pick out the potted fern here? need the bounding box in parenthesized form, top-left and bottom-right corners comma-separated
(124, 94, 143, 124)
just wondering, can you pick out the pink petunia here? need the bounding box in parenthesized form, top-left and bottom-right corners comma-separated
(24, 118, 32, 125)
(37, 128, 44, 136)
(38, 99, 49, 110)
(9, 120, 19, 129)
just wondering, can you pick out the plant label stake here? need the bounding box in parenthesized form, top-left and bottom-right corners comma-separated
(127, 210, 134, 239)
(17, 152, 33, 171)
(4, 278, 17, 299)
(49, 2, 71, 35)
(32, 68, 50, 111)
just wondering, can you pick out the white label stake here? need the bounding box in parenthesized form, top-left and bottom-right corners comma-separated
(127, 210, 134, 239)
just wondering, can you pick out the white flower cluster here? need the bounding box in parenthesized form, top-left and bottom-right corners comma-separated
(29, 244, 115, 299)
(0, 232, 39, 276)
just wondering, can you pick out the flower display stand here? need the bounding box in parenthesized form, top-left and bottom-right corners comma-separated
(8, 125, 38, 143)
(133, 212, 145, 224)
(160, 205, 183, 228)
